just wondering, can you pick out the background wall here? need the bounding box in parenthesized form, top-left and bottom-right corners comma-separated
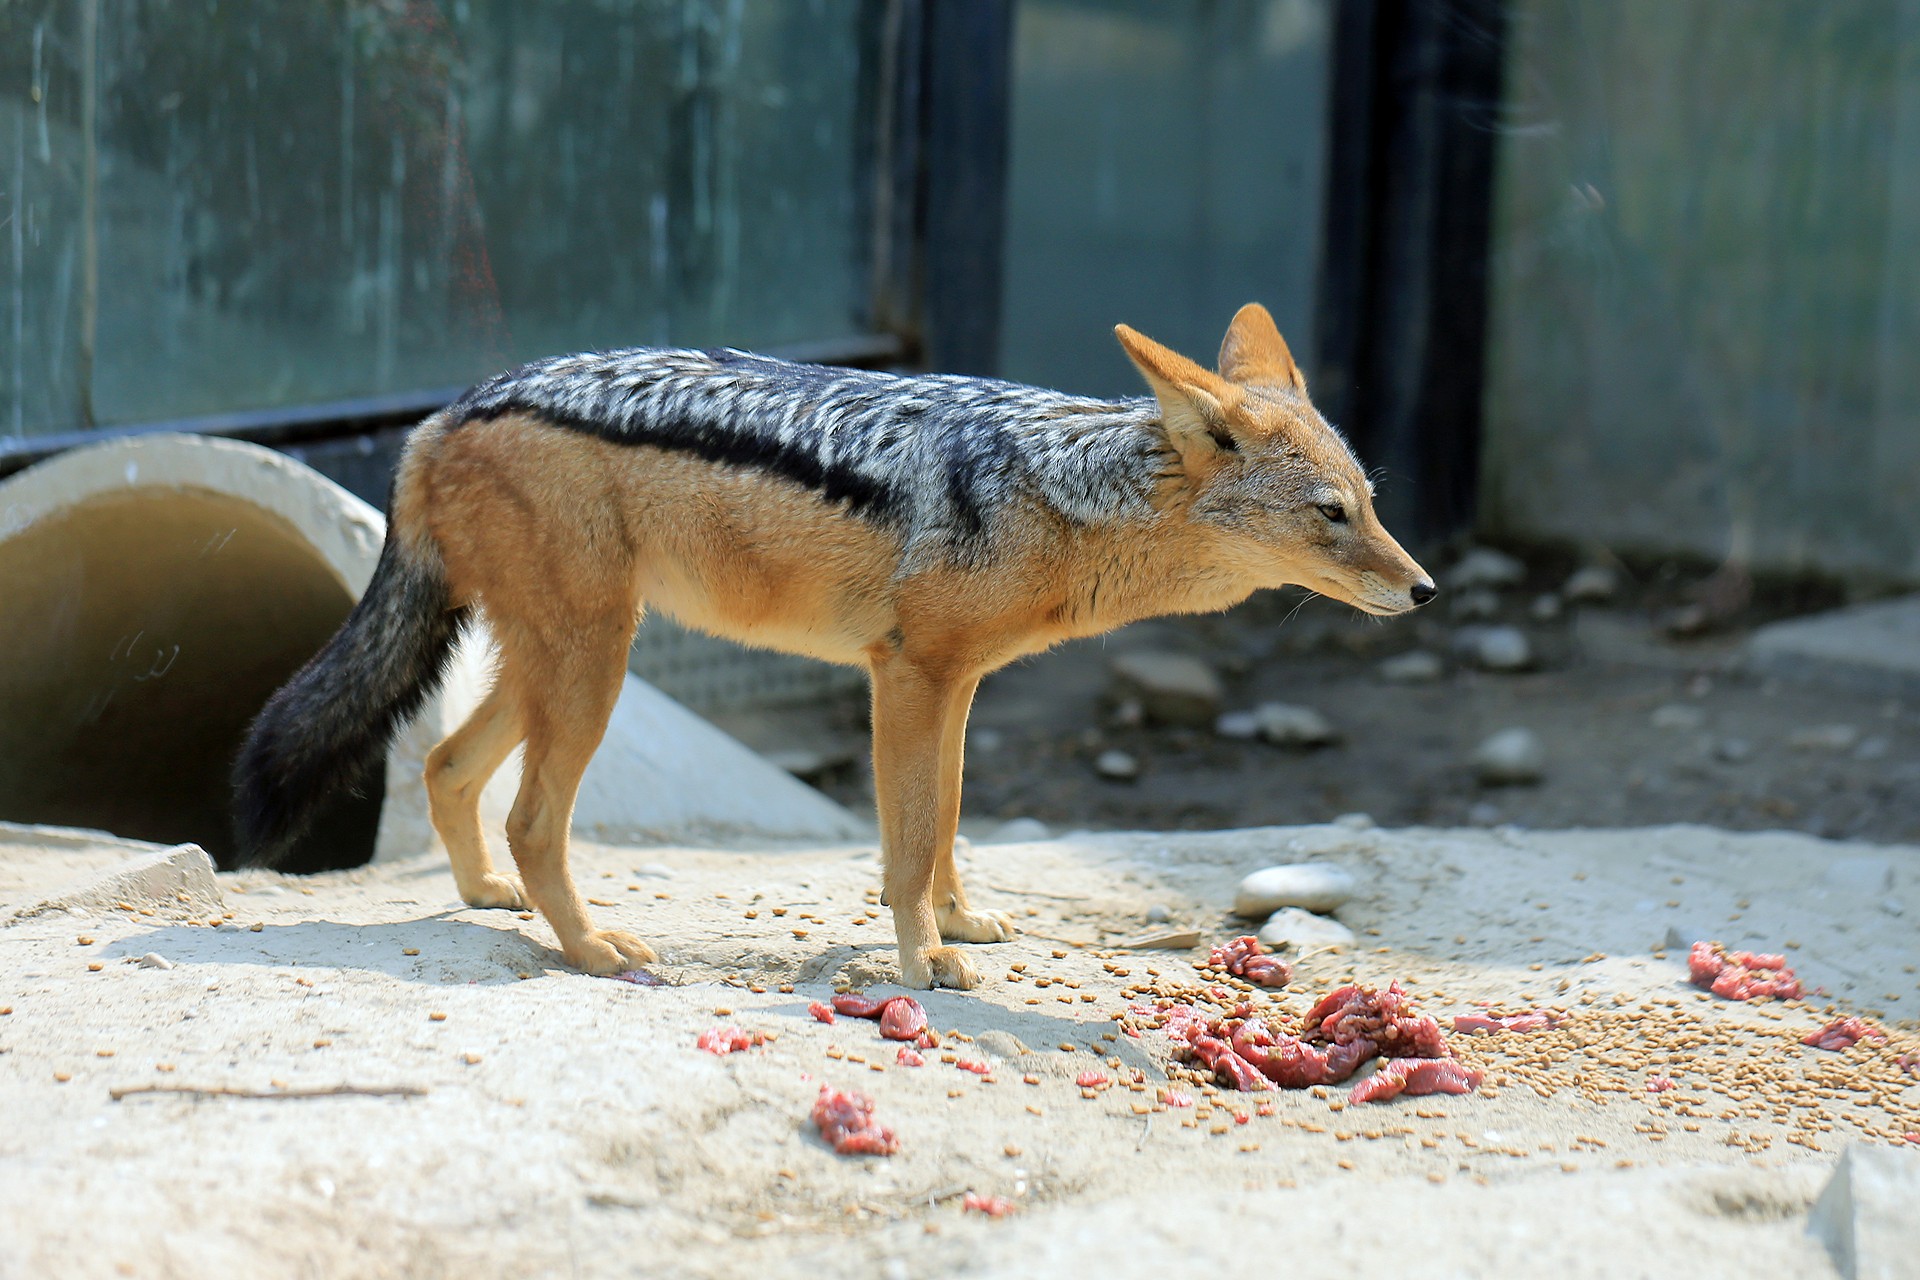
(1480, 0, 1920, 585)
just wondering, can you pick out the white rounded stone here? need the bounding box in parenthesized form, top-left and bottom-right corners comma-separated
(1233, 861, 1358, 917)
(1256, 908, 1356, 950)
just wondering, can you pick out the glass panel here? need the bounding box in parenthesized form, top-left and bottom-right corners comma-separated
(997, 0, 1331, 397)
(1482, 0, 1920, 582)
(1, 0, 868, 437)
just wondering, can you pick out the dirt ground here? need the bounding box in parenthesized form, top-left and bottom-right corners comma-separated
(3, 817, 1916, 1279)
(727, 552, 1918, 846)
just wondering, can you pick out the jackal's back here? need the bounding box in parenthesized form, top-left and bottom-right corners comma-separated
(444, 347, 1164, 561)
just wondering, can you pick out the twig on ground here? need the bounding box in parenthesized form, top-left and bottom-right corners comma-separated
(110, 1082, 428, 1102)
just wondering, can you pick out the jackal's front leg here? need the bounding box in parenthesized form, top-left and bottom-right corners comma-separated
(869, 661, 983, 990)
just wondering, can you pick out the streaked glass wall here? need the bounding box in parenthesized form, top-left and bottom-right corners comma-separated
(1481, 0, 1920, 583)
(997, 0, 1331, 397)
(1, 0, 868, 437)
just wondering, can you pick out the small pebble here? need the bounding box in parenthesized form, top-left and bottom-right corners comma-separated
(1095, 749, 1139, 781)
(1446, 547, 1526, 591)
(1213, 710, 1261, 740)
(1789, 724, 1860, 752)
(1713, 737, 1753, 763)
(1257, 908, 1356, 950)
(136, 953, 172, 970)
(990, 817, 1051, 842)
(1529, 593, 1563, 621)
(1562, 565, 1618, 602)
(1377, 650, 1444, 683)
(1650, 704, 1705, 731)
(1450, 588, 1502, 621)
(1252, 702, 1338, 749)
(1471, 728, 1545, 785)
(1455, 626, 1533, 672)
(1145, 904, 1173, 924)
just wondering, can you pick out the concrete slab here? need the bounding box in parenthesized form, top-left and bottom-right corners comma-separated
(1, 821, 1914, 1279)
(1808, 1146, 1920, 1280)
(1748, 595, 1920, 698)
(0, 822, 222, 923)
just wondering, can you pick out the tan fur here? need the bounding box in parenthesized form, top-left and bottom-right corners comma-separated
(395, 308, 1431, 988)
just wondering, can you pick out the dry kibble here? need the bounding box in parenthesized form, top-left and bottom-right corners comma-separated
(429, 1011, 448, 1022)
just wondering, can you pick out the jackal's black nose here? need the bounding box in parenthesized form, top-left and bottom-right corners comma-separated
(1409, 580, 1436, 606)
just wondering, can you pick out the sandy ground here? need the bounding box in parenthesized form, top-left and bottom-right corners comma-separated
(3, 820, 1917, 1279)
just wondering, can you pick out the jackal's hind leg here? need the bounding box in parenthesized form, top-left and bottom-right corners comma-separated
(425, 679, 528, 910)
(502, 619, 656, 976)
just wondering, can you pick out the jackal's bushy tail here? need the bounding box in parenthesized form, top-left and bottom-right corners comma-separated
(231, 527, 468, 867)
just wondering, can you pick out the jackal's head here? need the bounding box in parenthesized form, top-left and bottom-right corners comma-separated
(1116, 304, 1435, 617)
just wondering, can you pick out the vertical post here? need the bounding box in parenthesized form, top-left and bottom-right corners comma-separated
(77, 0, 99, 429)
(1313, 0, 1507, 541)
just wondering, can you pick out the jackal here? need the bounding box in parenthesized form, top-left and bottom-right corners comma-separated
(233, 304, 1433, 989)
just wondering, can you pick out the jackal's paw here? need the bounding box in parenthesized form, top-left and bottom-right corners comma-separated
(936, 906, 1017, 944)
(460, 873, 528, 911)
(564, 929, 659, 976)
(901, 945, 979, 991)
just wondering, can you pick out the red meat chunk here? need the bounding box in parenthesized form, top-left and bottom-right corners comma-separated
(1160, 981, 1459, 1093)
(1645, 1076, 1675, 1093)
(811, 1085, 900, 1156)
(1801, 1016, 1886, 1052)
(896, 1046, 926, 1067)
(808, 1001, 836, 1024)
(1452, 1010, 1560, 1035)
(963, 1193, 1017, 1217)
(832, 992, 891, 1018)
(1687, 941, 1804, 1001)
(1208, 936, 1294, 988)
(879, 996, 929, 1042)
(1349, 1057, 1482, 1104)
(695, 1025, 765, 1055)
(1075, 1070, 1110, 1089)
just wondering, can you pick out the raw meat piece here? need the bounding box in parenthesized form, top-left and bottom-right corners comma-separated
(1160, 981, 1458, 1093)
(832, 992, 891, 1018)
(696, 1025, 763, 1055)
(830, 991, 930, 1041)
(896, 1046, 925, 1067)
(1208, 936, 1294, 988)
(963, 1193, 1017, 1217)
(956, 1058, 990, 1075)
(1899, 1053, 1918, 1076)
(1645, 1076, 1675, 1093)
(1452, 1010, 1560, 1035)
(1349, 1057, 1482, 1104)
(1302, 983, 1449, 1059)
(609, 968, 667, 986)
(1687, 941, 1804, 1001)
(808, 1001, 836, 1024)
(878, 997, 929, 1042)
(1800, 1016, 1886, 1051)
(1075, 1071, 1110, 1088)
(811, 1085, 899, 1156)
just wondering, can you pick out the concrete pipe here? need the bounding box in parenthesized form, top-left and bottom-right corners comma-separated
(0, 433, 865, 873)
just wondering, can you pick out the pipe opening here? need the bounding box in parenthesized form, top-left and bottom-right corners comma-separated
(0, 488, 382, 872)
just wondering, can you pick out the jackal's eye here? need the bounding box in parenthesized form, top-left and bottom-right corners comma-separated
(1317, 502, 1348, 524)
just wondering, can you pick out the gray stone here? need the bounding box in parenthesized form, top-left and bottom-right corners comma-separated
(1529, 593, 1564, 622)
(1750, 594, 1920, 699)
(1454, 625, 1534, 672)
(137, 953, 173, 970)
(1095, 749, 1139, 781)
(973, 1030, 1032, 1059)
(1252, 702, 1339, 748)
(1449, 588, 1502, 621)
(1108, 652, 1225, 728)
(1808, 1145, 1920, 1280)
(1472, 728, 1545, 785)
(5, 831, 223, 924)
(1256, 907, 1356, 950)
(1233, 862, 1358, 917)
(1791, 724, 1861, 752)
(989, 817, 1051, 843)
(1714, 737, 1754, 763)
(1881, 898, 1905, 918)
(1562, 565, 1620, 603)
(1378, 649, 1444, 683)
(1650, 703, 1707, 731)
(1446, 547, 1526, 591)
(1213, 710, 1261, 740)
(1333, 812, 1375, 830)
(1144, 904, 1173, 924)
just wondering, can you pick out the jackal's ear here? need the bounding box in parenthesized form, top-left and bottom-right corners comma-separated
(1115, 324, 1243, 456)
(1217, 302, 1306, 393)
